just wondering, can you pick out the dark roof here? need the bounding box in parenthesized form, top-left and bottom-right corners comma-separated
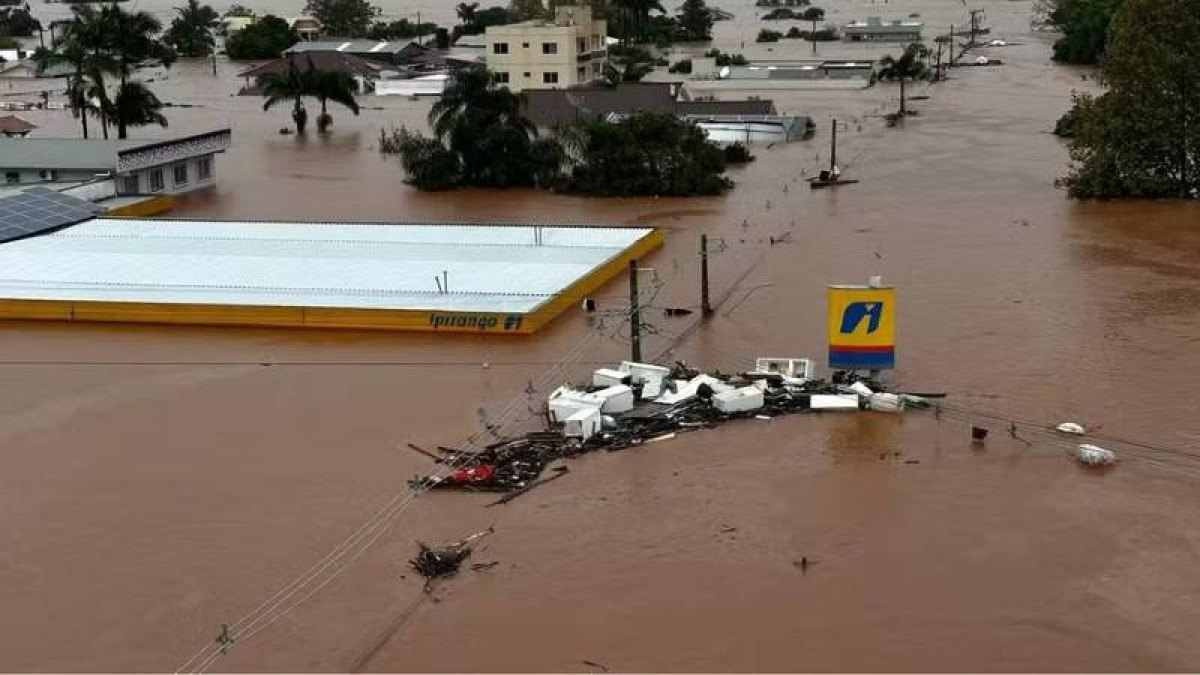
(520, 83, 778, 128)
(677, 100, 777, 116)
(237, 52, 382, 79)
(0, 115, 37, 134)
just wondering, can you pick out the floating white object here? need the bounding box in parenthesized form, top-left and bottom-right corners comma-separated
(620, 361, 671, 399)
(1075, 443, 1116, 466)
(548, 386, 601, 423)
(563, 406, 602, 441)
(591, 384, 635, 414)
(751, 357, 814, 385)
(848, 381, 875, 397)
(867, 392, 904, 413)
(810, 394, 860, 411)
(1056, 422, 1086, 435)
(645, 432, 677, 444)
(975, 55, 990, 65)
(655, 374, 733, 405)
(713, 386, 765, 413)
(593, 368, 630, 388)
(755, 414, 773, 421)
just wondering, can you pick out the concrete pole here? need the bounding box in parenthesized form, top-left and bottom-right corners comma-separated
(700, 235, 712, 316)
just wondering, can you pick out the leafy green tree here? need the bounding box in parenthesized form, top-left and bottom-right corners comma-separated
(367, 18, 438, 40)
(676, 0, 713, 41)
(1041, 0, 1119, 65)
(164, 0, 220, 57)
(559, 112, 731, 195)
(0, 36, 18, 49)
(1062, 0, 1199, 198)
(382, 66, 560, 189)
(261, 59, 311, 133)
(303, 0, 379, 37)
(756, 28, 781, 42)
(0, 6, 40, 36)
(225, 4, 254, 17)
(604, 44, 655, 83)
(877, 42, 929, 116)
(380, 127, 462, 190)
(225, 15, 298, 59)
(800, 6, 824, 21)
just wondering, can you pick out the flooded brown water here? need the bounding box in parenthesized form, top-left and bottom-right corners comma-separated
(4, 0, 1200, 671)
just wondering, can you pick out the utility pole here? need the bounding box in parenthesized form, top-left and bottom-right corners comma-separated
(948, 25, 954, 68)
(830, 117, 838, 174)
(811, 18, 817, 55)
(211, 51, 217, 76)
(629, 260, 642, 362)
(700, 235, 712, 316)
(968, 9, 984, 47)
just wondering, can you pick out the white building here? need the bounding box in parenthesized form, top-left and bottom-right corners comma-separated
(0, 129, 231, 196)
(485, 4, 607, 93)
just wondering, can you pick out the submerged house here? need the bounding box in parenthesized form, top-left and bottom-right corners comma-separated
(520, 82, 777, 128)
(683, 58, 874, 93)
(0, 129, 231, 196)
(843, 17, 923, 42)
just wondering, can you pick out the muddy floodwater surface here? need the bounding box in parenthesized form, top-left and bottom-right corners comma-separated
(2, 0, 1200, 671)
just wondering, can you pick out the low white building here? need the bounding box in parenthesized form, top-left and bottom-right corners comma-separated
(485, 4, 607, 93)
(0, 129, 231, 196)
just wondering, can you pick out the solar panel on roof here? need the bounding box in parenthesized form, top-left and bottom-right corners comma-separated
(0, 186, 100, 243)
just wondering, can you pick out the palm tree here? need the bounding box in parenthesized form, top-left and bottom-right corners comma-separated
(31, 5, 112, 139)
(164, 0, 221, 57)
(877, 42, 930, 116)
(309, 64, 360, 132)
(261, 58, 310, 133)
(430, 65, 533, 142)
(603, 58, 652, 85)
(429, 65, 536, 182)
(99, 4, 176, 138)
(455, 2, 478, 27)
(111, 82, 168, 132)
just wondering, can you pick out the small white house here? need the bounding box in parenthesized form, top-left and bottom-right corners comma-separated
(0, 129, 231, 196)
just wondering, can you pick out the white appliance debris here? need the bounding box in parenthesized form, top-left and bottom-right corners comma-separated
(1074, 443, 1116, 466)
(713, 386, 766, 413)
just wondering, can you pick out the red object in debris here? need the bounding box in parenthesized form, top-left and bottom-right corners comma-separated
(451, 465, 496, 484)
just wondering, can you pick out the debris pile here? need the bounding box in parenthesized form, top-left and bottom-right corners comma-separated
(409, 527, 494, 588)
(409, 357, 941, 494)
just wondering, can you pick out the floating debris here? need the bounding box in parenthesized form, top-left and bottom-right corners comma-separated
(410, 357, 941, 495)
(1074, 444, 1116, 467)
(1056, 422, 1086, 435)
(409, 527, 493, 589)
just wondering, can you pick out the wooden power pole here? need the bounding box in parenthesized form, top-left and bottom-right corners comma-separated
(700, 234, 712, 316)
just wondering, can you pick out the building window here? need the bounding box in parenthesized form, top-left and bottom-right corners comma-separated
(197, 156, 213, 180)
(522, 42, 529, 48)
(123, 175, 139, 194)
(149, 168, 165, 192)
(577, 66, 586, 80)
(4, 171, 18, 184)
(543, 71, 559, 84)
(593, 62, 602, 75)
(493, 42, 508, 54)
(39, 169, 58, 181)
(494, 71, 510, 84)
(173, 163, 188, 186)
(577, 38, 586, 52)
(542, 42, 557, 54)
(523, 71, 531, 78)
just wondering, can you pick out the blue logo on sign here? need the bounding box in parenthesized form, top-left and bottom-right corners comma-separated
(840, 302, 883, 334)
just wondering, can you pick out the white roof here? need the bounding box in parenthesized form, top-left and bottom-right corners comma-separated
(0, 219, 654, 313)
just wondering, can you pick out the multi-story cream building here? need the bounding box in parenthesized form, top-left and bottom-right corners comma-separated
(484, 5, 607, 93)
